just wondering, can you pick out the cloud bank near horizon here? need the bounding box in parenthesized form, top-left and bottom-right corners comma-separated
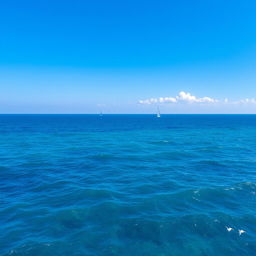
(139, 91, 256, 105)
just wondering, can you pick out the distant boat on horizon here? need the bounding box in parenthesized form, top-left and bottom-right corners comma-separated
(156, 106, 161, 118)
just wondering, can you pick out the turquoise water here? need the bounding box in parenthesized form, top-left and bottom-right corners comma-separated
(1, 114, 256, 256)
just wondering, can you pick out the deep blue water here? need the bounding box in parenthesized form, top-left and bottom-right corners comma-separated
(1, 114, 256, 256)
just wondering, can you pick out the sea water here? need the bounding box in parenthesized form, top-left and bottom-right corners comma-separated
(1, 114, 256, 256)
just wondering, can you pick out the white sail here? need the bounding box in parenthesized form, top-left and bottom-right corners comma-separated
(157, 106, 161, 118)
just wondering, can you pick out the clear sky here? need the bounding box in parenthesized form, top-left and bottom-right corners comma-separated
(1, 0, 256, 113)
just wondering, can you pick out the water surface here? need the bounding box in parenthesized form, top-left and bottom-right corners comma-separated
(1, 115, 256, 255)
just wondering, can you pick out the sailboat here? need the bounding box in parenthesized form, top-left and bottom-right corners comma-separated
(156, 106, 161, 118)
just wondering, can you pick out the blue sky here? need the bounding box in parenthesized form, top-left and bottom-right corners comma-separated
(1, 0, 256, 113)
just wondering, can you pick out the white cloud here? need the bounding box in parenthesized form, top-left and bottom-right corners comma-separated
(139, 91, 256, 107)
(239, 98, 256, 104)
(139, 91, 218, 104)
(177, 91, 218, 103)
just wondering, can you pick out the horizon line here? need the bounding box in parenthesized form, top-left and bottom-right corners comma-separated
(1, 113, 256, 115)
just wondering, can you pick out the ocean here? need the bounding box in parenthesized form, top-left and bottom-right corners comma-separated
(1, 114, 256, 256)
